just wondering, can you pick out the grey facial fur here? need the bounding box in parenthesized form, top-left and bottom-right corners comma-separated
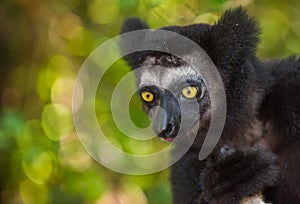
(138, 65, 202, 91)
(134, 56, 207, 142)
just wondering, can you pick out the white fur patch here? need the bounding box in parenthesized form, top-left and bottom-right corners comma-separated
(139, 66, 200, 89)
(241, 195, 269, 204)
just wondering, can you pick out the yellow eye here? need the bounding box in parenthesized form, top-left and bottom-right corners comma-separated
(182, 86, 198, 99)
(141, 91, 154, 102)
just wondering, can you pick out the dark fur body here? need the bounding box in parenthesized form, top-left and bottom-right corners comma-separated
(120, 7, 300, 204)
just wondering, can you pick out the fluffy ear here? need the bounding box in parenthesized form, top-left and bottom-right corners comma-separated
(209, 7, 260, 67)
(119, 17, 150, 69)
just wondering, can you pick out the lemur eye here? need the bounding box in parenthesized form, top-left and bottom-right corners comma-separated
(141, 91, 154, 102)
(182, 86, 198, 99)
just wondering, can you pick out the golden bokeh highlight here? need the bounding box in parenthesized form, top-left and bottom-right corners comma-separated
(20, 180, 48, 204)
(22, 152, 53, 184)
(42, 103, 73, 141)
(59, 133, 92, 172)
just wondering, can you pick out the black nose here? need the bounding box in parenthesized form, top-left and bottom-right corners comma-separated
(150, 106, 179, 139)
(149, 90, 181, 139)
(158, 122, 177, 138)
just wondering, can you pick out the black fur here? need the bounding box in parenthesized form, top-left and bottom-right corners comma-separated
(120, 7, 300, 204)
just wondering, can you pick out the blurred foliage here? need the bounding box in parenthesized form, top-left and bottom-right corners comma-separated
(0, 0, 300, 203)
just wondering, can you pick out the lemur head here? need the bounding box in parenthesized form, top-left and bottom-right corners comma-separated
(134, 56, 209, 143)
(120, 7, 260, 144)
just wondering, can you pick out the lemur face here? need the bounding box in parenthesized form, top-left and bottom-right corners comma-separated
(135, 56, 210, 142)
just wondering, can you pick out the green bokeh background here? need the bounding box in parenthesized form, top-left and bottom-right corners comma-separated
(0, 0, 299, 203)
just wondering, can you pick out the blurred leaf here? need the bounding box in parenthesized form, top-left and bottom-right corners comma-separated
(0, 111, 24, 137)
(118, 0, 139, 10)
(258, 9, 289, 58)
(20, 180, 48, 204)
(23, 151, 53, 184)
(68, 27, 97, 56)
(63, 170, 107, 201)
(146, 184, 172, 204)
(142, 0, 167, 9)
(88, 0, 119, 24)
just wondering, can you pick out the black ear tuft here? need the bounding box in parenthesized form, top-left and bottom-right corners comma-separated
(209, 7, 260, 67)
(119, 17, 150, 69)
(120, 17, 149, 34)
(119, 17, 153, 70)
